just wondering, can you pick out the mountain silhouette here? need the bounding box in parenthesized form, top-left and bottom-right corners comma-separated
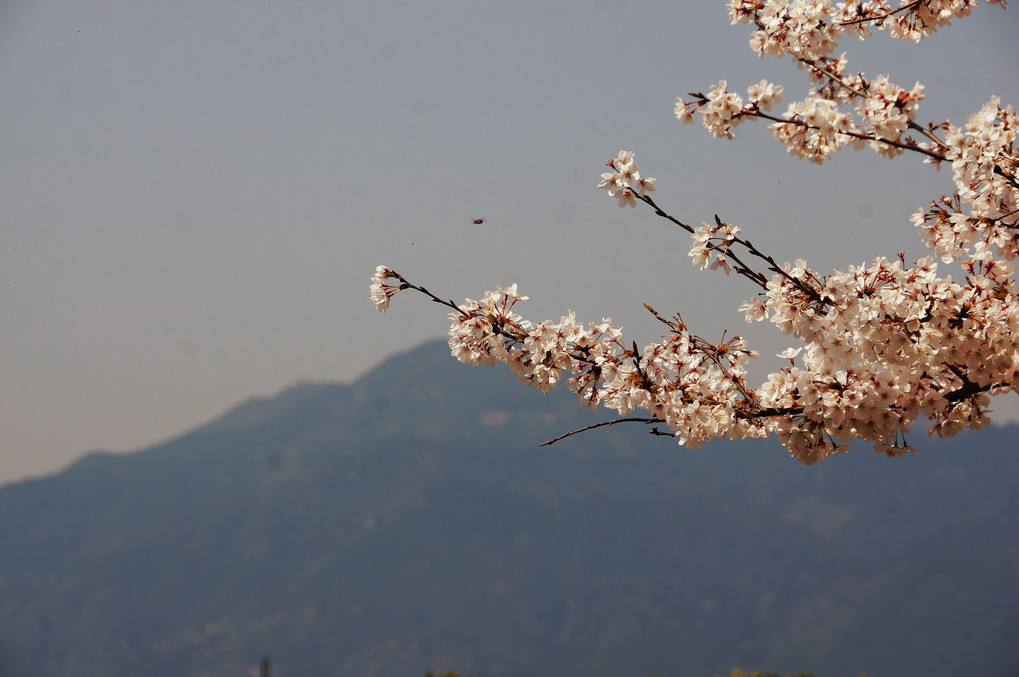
(0, 339, 1016, 677)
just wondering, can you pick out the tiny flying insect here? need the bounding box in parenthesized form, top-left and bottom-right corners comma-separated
(472, 217, 486, 225)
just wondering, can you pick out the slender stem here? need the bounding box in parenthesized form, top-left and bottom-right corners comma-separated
(909, 120, 949, 150)
(391, 271, 466, 316)
(642, 303, 683, 332)
(638, 193, 825, 304)
(539, 417, 665, 446)
(798, 57, 869, 99)
(837, 0, 924, 27)
(748, 109, 946, 162)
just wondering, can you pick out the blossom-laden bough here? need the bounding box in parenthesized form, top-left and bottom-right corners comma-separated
(371, 0, 1017, 465)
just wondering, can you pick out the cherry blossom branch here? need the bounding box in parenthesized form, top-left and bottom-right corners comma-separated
(798, 57, 870, 99)
(388, 272, 465, 316)
(599, 154, 825, 304)
(836, 0, 925, 27)
(633, 194, 767, 289)
(372, 2, 1016, 464)
(796, 56, 951, 151)
(643, 303, 761, 407)
(636, 193, 826, 304)
(745, 108, 945, 162)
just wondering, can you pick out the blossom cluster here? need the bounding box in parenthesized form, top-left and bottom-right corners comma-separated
(446, 282, 771, 448)
(748, 251, 1019, 462)
(680, 1, 1003, 164)
(596, 151, 656, 207)
(689, 220, 744, 274)
(372, 0, 1017, 463)
(913, 98, 1019, 268)
(369, 265, 400, 313)
(727, 0, 1000, 52)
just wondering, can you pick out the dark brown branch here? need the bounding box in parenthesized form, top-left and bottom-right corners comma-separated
(748, 109, 946, 162)
(637, 193, 826, 305)
(994, 165, 1019, 190)
(636, 196, 764, 290)
(837, 0, 923, 26)
(539, 417, 666, 446)
(909, 120, 950, 151)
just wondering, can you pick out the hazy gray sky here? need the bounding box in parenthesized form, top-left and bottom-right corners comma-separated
(2, 1, 1017, 485)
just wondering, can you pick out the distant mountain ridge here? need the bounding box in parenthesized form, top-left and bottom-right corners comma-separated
(0, 339, 1016, 677)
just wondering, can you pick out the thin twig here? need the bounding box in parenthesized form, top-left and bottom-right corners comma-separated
(837, 0, 923, 26)
(749, 110, 946, 162)
(539, 417, 665, 446)
(638, 194, 825, 304)
(994, 165, 1019, 190)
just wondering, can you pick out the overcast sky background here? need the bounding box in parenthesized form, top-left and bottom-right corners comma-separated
(2, 1, 1016, 485)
